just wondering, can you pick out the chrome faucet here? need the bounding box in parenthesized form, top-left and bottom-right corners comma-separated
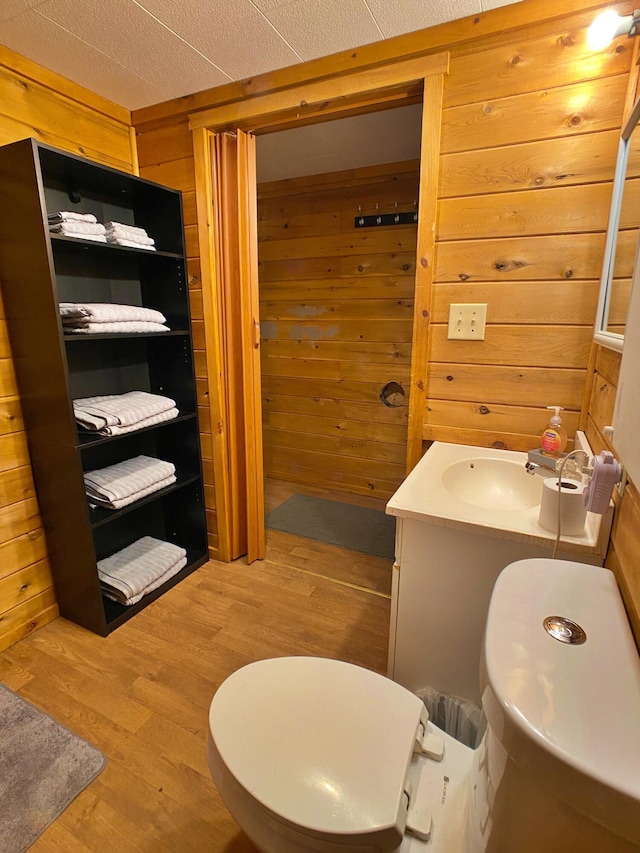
(525, 459, 558, 476)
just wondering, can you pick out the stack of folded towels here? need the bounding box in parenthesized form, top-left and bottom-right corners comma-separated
(105, 221, 156, 251)
(60, 302, 170, 335)
(97, 536, 187, 606)
(84, 454, 176, 510)
(73, 390, 178, 436)
(48, 212, 107, 242)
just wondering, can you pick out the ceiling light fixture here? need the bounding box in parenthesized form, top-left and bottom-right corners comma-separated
(587, 8, 640, 50)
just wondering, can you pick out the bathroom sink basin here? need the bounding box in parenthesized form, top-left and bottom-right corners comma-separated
(441, 458, 542, 511)
(386, 440, 610, 554)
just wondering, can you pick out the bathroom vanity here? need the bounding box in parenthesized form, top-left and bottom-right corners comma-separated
(385, 441, 612, 706)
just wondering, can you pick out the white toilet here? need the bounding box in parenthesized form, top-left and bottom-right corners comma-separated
(208, 558, 640, 852)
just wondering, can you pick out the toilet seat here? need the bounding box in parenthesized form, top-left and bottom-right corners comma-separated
(208, 656, 429, 850)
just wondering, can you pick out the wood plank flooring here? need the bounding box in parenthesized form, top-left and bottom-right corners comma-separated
(0, 481, 393, 852)
(264, 477, 393, 595)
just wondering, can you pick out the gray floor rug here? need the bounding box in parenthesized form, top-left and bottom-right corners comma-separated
(266, 493, 396, 560)
(0, 683, 106, 852)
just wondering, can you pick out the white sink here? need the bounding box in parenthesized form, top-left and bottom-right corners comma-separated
(386, 441, 611, 555)
(441, 457, 542, 511)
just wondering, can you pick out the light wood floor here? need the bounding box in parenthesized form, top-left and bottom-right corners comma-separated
(0, 481, 393, 852)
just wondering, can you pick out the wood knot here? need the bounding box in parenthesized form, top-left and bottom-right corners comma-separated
(357, 264, 364, 272)
(494, 261, 508, 271)
(492, 440, 506, 449)
(446, 375, 454, 381)
(560, 35, 574, 47)
(474, 16, 480, 23)
(478, 405, 491, 415)
(483, 104, 492, 115)
(418, 380, 425, 390)
(459, 273, 470, 281)
(616, 44, 625, 53)
(564, 269, 573, 279)
(299, 99, 308, 108)
(420, 257, 428, 268)
(20, 583, 28, 592)
(510, 54, 523, 65)
(422, 309, 429, 318)
(533, 174, 546, 186)
(568, 114, 582, 127)
(401, 263, 411, 271)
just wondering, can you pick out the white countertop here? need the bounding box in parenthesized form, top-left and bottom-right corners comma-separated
(385, 442, 611, 556)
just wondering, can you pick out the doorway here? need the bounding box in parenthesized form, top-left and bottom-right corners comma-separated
(189, 53, 448, 563)
(255, 106, 422, 592)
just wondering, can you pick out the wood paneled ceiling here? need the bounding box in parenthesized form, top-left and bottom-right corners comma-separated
(0, 0, 518, 110)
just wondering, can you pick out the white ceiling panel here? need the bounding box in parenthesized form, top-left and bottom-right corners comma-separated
(35, 0, 231, 97)
(481, 0, 522, 10)
(0, 0, 523, 113)
(135, 0, 301, 80)
(0, 0, 48, 24)
(265, 0, 383, 61)
(366, 0, 481, 38)
(0, 9, 169, 108)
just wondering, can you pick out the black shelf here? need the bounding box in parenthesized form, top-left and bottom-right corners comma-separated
(50, 232, 182, 259)
(64, 330, 189, 341)
(101, 547, 208, 633)
(0, 138, 208, 637)
(77, 412, 198, 448)
(88, 470, 201, 528)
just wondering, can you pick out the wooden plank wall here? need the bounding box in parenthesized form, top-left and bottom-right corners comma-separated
(585, 346, 640, 647)
(0, 47, 135, 652)
(132, 1, 636, 561)
(257, 162, 419, 499)
(135, 121, 219, 555)
(425, 25, 631, 451)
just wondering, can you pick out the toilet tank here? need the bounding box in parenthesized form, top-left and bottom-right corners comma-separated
(466, 558, 640, 853)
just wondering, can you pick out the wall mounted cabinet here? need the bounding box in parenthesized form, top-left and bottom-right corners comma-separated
(0, 138, 207, 636)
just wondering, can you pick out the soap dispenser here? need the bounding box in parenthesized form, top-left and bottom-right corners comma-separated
(541, 406, 567, 458)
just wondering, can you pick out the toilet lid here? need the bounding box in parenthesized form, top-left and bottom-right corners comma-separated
(209, 657, 424, 841)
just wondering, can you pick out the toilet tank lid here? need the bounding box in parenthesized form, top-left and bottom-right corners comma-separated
(209, 657, 424, 843)
(483, 558, 640, 841)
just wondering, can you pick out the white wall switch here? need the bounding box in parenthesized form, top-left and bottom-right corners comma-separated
(447, 303, 487, 340)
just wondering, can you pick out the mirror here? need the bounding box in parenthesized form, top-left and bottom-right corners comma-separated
(594, 96, 640, 352)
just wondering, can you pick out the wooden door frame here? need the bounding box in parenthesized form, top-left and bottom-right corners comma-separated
(190, 52, 449, 561)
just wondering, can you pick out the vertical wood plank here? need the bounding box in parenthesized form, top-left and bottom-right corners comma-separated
(192, 126, 232, 561)
(237, 130, 265, 562)
(406, 73, 444, 472)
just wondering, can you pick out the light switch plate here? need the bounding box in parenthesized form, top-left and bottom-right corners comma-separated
(447, 303, 487, 340)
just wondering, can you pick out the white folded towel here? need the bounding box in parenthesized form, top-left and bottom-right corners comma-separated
(105, 225, 155, 246)
(73, 391, 177, 433)
(48, 211, 98, 223)
(52, 232, 108, 243)
(49, 221, 106, 236)
(104, 221, 149, 237)
(98, 536, 187, 606)
(66, 321, 170, 334)
(106, 237, 156, 251)
(84, 454, 176, 509)
(59, 302, 166, 325)
(89, 407, 179, 436)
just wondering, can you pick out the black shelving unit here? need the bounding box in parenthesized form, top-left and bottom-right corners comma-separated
(0, 138, 208, 636)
